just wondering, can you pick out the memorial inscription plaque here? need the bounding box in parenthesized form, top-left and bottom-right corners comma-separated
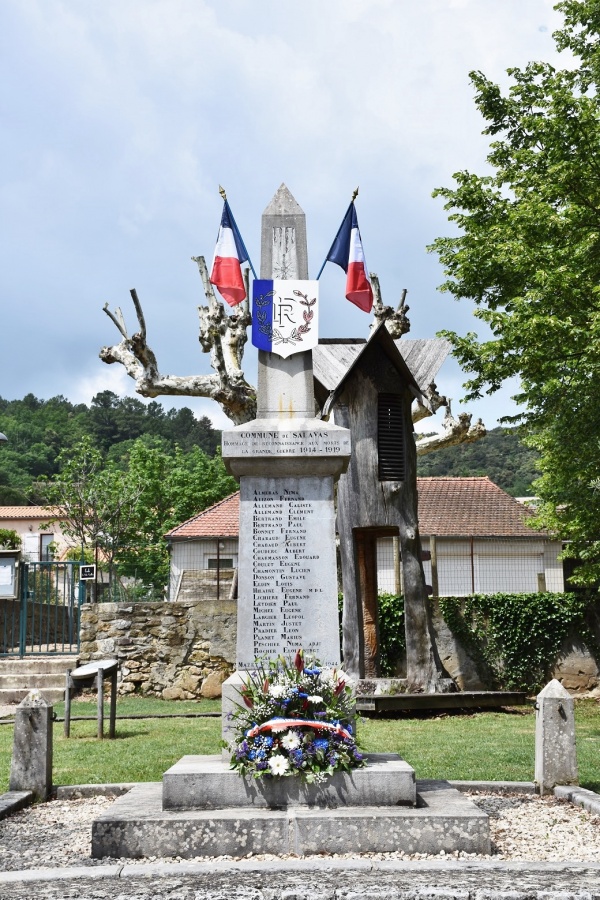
(236, 476, 340, 669)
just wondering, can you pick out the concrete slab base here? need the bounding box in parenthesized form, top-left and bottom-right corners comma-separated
(92, 779, 490, 859)
(163, 753, 416, 809)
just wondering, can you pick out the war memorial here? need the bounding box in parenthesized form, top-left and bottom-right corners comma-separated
(90, 187, 491, 858)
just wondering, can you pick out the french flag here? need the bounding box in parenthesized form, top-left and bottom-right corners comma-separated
(210, 200, 250, 306)
(325, 202, 373, 313)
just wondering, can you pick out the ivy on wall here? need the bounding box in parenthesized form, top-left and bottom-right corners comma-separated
(343, 591, 600, 689)
(439, 592, 600, 692)
(378, 593, 406, 677)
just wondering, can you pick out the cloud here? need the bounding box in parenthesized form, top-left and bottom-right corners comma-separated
(0, 0, 566, 431)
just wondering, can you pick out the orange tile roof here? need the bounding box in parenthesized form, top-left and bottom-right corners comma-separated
(166, 478, 545, 540)
(417, 477, 544, 538)
(166, 493, 240, 539)
(0, 506, 56, 520)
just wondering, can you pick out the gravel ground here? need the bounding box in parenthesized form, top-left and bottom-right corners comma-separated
(0, 791, 599, 872)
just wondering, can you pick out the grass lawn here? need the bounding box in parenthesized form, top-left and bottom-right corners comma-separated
(0, 698, 598, 793)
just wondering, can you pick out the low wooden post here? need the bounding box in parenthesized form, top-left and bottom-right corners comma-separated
(64, 669, 72, 738)
(109, 669, 117, 739)
(97, 667, 104, 740)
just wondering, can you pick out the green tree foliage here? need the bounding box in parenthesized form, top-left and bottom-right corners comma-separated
(116, 442, 237, 588)
(429, 0, 600, 583)
(0, 393, 222, 503)
(0, 528, 21, 549)
(41, 436, 237, 592)
(417, 427, 540, 496)
(41, 436, 142, 584)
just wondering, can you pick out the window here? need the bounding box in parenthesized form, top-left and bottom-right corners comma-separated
(377, 393, 405, 481)
(40, 534, 55, 562)
(207, 558, 234, 570)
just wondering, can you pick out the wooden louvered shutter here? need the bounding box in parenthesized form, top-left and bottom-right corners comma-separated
(378, 393, 405, 481)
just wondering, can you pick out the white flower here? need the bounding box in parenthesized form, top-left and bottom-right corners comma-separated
(268, 684, 287, 698)
(306, 695, 324, 705)
(281, 730, 301, 750)
(268, 754, 290, 776)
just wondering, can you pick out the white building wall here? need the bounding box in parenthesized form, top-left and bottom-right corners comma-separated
(420, 537, 564, 596)
(169, 538, 238, 601)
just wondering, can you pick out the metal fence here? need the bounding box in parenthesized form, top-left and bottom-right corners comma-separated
(0, 561, 85, 657)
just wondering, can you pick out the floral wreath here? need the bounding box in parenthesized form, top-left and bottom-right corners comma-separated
(227, 650, 364, 783)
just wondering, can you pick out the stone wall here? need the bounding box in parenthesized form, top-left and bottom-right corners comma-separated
(78, 599, 236, 700)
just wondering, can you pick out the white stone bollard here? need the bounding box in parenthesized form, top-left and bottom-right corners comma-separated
(9, 689, 53, 801)
(535, 678, 578, 796)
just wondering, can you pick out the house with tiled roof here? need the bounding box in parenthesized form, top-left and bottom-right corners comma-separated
(165, 478, 564, 601)
(0, 506, 74, 562)
(165, 493, 240, 602)
(380, 478, 564, 595)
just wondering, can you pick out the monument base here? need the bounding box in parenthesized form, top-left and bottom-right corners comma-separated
(163, 753, 416, 809)
(91, 755, 490, 859)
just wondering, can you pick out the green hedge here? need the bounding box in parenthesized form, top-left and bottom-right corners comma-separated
(439, 592, 600, 692)
(345, 591, 600, 689)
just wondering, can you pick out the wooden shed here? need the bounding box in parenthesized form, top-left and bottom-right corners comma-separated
(313, 323, 448, 684)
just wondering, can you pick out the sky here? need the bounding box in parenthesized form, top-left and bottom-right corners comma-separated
(0, 0, 567, 433)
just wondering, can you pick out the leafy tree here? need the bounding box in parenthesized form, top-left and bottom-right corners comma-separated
(41, 435, 237, 593)
(0, 529, 21, 550)
(40, 436, 143, 587)
(429, 0, 600, 583)
(117, 442, 237, 587)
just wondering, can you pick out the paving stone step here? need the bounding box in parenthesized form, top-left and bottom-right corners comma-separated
(0, 656, 78, 675)
(0, 673, 69, 690)
(92, 779, 490, 859)
(0, 687, 65, 705)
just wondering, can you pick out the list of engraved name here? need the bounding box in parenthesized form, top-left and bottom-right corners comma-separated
(246, 486, 328, 665)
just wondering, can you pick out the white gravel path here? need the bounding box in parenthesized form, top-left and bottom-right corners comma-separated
(0, 791, 599, 872)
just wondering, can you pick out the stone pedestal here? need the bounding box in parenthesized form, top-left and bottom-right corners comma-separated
(535, 678, 578, 795)
(92, 774, 490, 859)
(162, 753, 416, 810)
(9, 689, 53, 801)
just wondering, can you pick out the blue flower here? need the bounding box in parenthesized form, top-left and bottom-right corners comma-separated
(290, 749, 304, 767)
(314, 738, 329, 752)
(303, 667, 321, 676)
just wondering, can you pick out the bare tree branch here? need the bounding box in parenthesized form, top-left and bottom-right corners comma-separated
(415, 403, 487, 456)
(370, 274, 411, 338)
(412, 382, 449, 424)
(100, 257, 256, 424)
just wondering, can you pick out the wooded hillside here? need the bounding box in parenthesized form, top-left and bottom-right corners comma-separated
(1, 394, 539, 503)
(417, 427, 539, 496)
(0, 392, 221, 504)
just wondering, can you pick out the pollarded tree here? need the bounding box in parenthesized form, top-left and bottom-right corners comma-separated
(429, 0, 600, 583)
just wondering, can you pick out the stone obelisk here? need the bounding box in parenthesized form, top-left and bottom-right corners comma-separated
(221, 186, 351, 742)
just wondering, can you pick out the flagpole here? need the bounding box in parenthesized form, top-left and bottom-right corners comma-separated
(218, 186, 258, 280)
(316, 187, 359, 280)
